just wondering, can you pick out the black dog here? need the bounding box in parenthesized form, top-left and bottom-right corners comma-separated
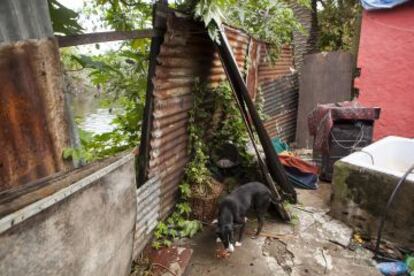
(214, 182, 272, 252)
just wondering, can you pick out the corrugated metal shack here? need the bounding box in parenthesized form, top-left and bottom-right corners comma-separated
(0, 1, 314, 275)
(132, 9, 302, 258)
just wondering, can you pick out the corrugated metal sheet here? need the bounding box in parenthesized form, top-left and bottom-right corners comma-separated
(133, 176, 161, 258)
(258, 44, 294, 83)
(132, 7, 322, 257)
(256, 43, 298, 142)
(0, 0, 53, 43)
(146, 11, 252, 221)
(133, 9, 314, 256)
(0, 38, 71, 191)
(262, 74, 299, 142)
(291, 2, 318, 74)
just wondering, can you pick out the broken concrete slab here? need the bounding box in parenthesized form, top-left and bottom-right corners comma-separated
(148, 246, 193, 276)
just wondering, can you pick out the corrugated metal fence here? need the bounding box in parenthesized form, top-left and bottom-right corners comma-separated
(142, 12, 301, 233)
(133, 14, 301, 259)
(144, 13, 253, 226)
(257, 44, 299, 142)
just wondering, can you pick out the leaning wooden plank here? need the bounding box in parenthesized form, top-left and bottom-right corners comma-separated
(214, 24, 297, 204)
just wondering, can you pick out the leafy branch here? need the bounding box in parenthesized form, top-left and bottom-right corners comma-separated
(152, 182, 202, 249)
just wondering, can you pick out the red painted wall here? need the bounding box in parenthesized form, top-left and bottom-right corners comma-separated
(355, 2, 414, 139)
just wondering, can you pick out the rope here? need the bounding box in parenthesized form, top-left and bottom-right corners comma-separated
(330, 123, 366, 153)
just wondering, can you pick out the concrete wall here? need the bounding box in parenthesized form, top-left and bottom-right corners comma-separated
(355, 2, 414, 139)
(331, 160, 414, 248)
(0, 154, 137, 276)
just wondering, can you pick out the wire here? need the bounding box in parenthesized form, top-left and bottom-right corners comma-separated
(330, 124, 365, 152)
(353, 150, 375, 165)
(374, 163, 414, 259)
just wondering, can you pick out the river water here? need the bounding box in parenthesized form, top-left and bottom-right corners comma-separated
(71, 92, 121, 135)
(79, 108, 117, 134)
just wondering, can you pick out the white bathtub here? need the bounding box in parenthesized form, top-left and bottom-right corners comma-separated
(330, 136, 414, 248)
(341, 136, 414, 181)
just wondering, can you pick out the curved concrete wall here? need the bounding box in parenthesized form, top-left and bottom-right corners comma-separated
(0, 154, 137, 276)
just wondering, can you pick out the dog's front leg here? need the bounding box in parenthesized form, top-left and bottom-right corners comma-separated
(236, 223, 246, 246)
(255, 215, 264, 236)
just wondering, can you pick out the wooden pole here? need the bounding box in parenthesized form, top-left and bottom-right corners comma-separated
(57, 29, 155, 47)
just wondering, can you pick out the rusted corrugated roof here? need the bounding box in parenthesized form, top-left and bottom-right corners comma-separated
(0, 38, 71, 191)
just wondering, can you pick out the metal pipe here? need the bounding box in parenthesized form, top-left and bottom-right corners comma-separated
(374, 163, 414, 259)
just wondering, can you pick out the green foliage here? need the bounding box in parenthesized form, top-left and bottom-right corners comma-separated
(211, 82, 254, 166)
(62, 48, 148, 162)
(63, 128, 93, 162)
(152, 182, 202, 249)
(191, 0, 309, 53)
(317, 0, 362, 51)
(255, 87, 268, 121)
(193, 0, 236, 42)
(62, 126, 131, 162)
(185, 82, 213, 190)
(83, 0, 152, 32)
(57, 0, 154, 163)
(48, 0, 83, 35)
(226, 0, 306, 51)
(184, 81, 255, 194)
